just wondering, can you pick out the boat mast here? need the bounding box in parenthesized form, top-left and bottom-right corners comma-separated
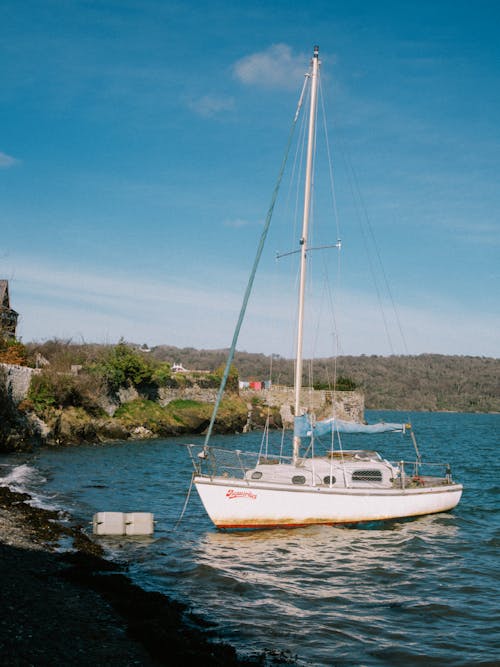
(293, 45, 320, 464)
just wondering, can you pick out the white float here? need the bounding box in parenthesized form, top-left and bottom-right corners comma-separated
(92, 512, 154, 536)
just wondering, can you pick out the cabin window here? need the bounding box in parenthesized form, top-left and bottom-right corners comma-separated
(292, 475, 306, 485)
(352, 470, 383, 482)
(251, 471, 263, 480)
(323, 476, 336, 485)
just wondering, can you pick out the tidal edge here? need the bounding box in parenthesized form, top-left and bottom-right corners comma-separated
(0, 483, 291, 666)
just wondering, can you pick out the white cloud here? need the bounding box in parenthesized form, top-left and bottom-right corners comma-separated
(239, 280, 500, 359)
(7, 254, 244, 347)
(12, 259, 237, 313)
(233, 44, 308, 90)
(450, 221, 500, 247)
(187, 94, 234, 117)
(6, 254, 499, 358)
(0, 151, 20, 168)
(223, 218, 253, 229)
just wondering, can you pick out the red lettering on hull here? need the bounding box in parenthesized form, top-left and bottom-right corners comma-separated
(226, 489, 257, 500)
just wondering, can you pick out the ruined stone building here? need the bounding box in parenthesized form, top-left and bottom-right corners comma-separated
(0, 280, 18, 339)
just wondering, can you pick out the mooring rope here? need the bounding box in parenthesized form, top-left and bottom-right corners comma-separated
(173, 473, 195, 531)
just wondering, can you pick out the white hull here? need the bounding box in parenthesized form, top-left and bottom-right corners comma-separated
(194, 476, 463, 529)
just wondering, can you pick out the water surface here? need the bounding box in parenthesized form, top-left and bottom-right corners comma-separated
(1, 411, 498, 666)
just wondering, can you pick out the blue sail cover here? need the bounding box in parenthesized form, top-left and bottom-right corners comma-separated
(294, 414, 407, 438)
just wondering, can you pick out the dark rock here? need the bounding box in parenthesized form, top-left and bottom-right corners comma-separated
(0, 484, 270, 666)
(0, 394, 42, 452)
(96, 419, 131, 441)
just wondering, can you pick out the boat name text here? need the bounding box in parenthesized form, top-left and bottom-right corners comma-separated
(226, 489, 257, 500)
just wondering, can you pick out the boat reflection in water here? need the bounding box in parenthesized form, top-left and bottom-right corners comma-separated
(185, 513, 462, 664)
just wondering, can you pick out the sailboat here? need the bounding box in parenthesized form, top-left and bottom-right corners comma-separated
(187, 46, 463, 530)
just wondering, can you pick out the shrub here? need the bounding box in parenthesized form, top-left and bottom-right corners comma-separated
(26, 374, 57, 415)
(25, 338, 105, 368)
(114, 399, 171, 432)
(27, 369, 105, 418)
(313, 376, 357, 391)
(335, 376, 357, 391)
(210, 364, 239, 392)
(0, 339, 28, 365)
(151, 362, 172, 386)
(92, 343, 154, 392)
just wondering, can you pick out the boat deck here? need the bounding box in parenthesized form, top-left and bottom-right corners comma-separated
(187, 445, 457, 490)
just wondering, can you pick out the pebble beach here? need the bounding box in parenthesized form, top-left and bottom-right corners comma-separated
(0, 484, 257, 666)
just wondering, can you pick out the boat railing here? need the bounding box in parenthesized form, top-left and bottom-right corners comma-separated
(395, 460, 455, 488)
(187, 444, 266, 479)
(186, 445, 456, 487)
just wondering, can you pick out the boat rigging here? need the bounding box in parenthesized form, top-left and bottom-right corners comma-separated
(185, 45, 462, 530)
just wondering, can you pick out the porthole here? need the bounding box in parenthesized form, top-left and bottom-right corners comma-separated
(292, 475, 306, 485)
(251, 471, 263, 480)
(323, 475, 336, 485)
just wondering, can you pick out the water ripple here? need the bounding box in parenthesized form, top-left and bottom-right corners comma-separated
(1, 413, 498, 666)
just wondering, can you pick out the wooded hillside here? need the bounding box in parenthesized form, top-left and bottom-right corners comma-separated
(151, 347, 500, 413)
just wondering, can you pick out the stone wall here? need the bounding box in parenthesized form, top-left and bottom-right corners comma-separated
(242, 386, 365, 428)
(0, 364, 365, 427)
(158, 385, 364, 426)
(0, 363, 40, 405)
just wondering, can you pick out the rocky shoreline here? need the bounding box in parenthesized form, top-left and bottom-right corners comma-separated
(0, 484, 278, 666)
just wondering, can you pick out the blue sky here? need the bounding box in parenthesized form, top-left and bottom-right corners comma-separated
(1, 0, 499, 358)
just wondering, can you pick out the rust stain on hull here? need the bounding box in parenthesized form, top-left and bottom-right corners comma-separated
(213, 507, 457, 530)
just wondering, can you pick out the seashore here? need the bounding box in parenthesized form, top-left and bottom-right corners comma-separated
(0, 484, 270, 666)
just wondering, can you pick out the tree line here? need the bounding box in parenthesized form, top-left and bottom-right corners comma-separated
(1, 339, 498, 413)
(151, 346, 500, 413)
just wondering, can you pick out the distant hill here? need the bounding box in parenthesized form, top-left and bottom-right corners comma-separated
(151, 347, 500, 413)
